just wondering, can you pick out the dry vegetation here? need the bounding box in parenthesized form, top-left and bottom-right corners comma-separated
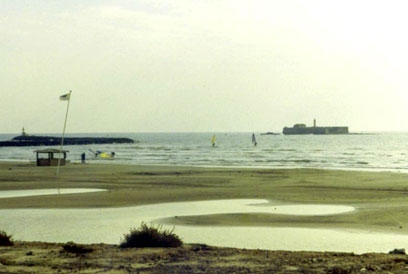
(2, 242, 408, 273)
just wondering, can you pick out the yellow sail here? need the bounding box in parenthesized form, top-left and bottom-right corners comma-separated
(211, 135, 216, 147)
(98, 152, 115, 159)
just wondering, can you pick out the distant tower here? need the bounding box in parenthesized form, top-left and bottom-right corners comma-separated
(313, 119, 316, 128)
(22, 127, 26, 136)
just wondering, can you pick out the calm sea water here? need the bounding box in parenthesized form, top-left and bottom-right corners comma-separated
(0, 132, 407, 172)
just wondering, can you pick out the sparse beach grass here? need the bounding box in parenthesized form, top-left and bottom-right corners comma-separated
(0, 230, 13, 246)
(120, 222, 183, 248)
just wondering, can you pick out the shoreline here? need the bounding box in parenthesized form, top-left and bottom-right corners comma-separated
(1, 158, 407, 175)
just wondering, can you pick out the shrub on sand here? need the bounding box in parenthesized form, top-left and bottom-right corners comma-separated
(120, 222, 182, 248)
(62, 241, 93, 254)
(0, 230, 13, 246)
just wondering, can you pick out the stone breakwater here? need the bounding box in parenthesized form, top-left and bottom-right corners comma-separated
(0, 135, 134, 146)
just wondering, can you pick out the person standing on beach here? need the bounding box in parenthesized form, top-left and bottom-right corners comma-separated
(81, 152, 86, 164)
(211, 135, 216, 147)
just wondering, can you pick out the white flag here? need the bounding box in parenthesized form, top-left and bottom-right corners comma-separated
(59, 92, 71, 101)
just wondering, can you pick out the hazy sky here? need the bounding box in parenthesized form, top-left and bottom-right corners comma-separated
(2, 0, 408, 133)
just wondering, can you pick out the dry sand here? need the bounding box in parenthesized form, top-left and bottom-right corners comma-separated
(1, 161, 408, 273)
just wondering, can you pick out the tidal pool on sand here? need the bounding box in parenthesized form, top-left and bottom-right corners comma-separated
(0, 198, 403, 253)
(0, 188, 106, 198)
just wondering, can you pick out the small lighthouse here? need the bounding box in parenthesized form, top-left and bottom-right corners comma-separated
(313, 119, 316, 128)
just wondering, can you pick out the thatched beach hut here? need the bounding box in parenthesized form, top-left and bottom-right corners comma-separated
(34, 148, 69, 166)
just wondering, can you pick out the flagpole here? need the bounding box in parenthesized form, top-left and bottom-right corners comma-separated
(56, 90, 72, 177)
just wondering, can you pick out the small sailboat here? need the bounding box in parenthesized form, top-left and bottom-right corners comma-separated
(98, 151, 115, 159)
(89, 149, 115, 159)
(252, 133, 257, 146)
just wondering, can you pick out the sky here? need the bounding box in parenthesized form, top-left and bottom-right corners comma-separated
(2, 0, 408, 133)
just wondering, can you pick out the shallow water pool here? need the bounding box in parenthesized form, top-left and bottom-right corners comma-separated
(0, 198, 404, 253)
(0, 188, 106, 198)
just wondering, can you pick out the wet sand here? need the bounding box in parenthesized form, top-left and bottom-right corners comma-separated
(2, 161, 408, 273)
(1, 161, 408, 233)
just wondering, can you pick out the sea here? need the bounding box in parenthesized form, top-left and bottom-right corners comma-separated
(0, 132, 407, 172)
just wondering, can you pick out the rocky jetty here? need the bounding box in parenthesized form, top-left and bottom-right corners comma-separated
(0, 135, 134, 147)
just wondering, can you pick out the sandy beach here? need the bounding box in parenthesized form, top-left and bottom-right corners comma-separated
(1, 161, 408, 273)
(2, 162, 408, 233)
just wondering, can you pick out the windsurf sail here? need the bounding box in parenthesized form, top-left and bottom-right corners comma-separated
(252, 133, 257, 146)
(211, 135, 216, 147)
(89, 149, 115, 159)
(99, 152, 115, 159)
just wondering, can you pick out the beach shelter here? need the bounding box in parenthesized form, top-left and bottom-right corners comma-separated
(34, 148, 69, 166)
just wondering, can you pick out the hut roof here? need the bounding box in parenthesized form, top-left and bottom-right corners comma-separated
(34, 149, 69, 153)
